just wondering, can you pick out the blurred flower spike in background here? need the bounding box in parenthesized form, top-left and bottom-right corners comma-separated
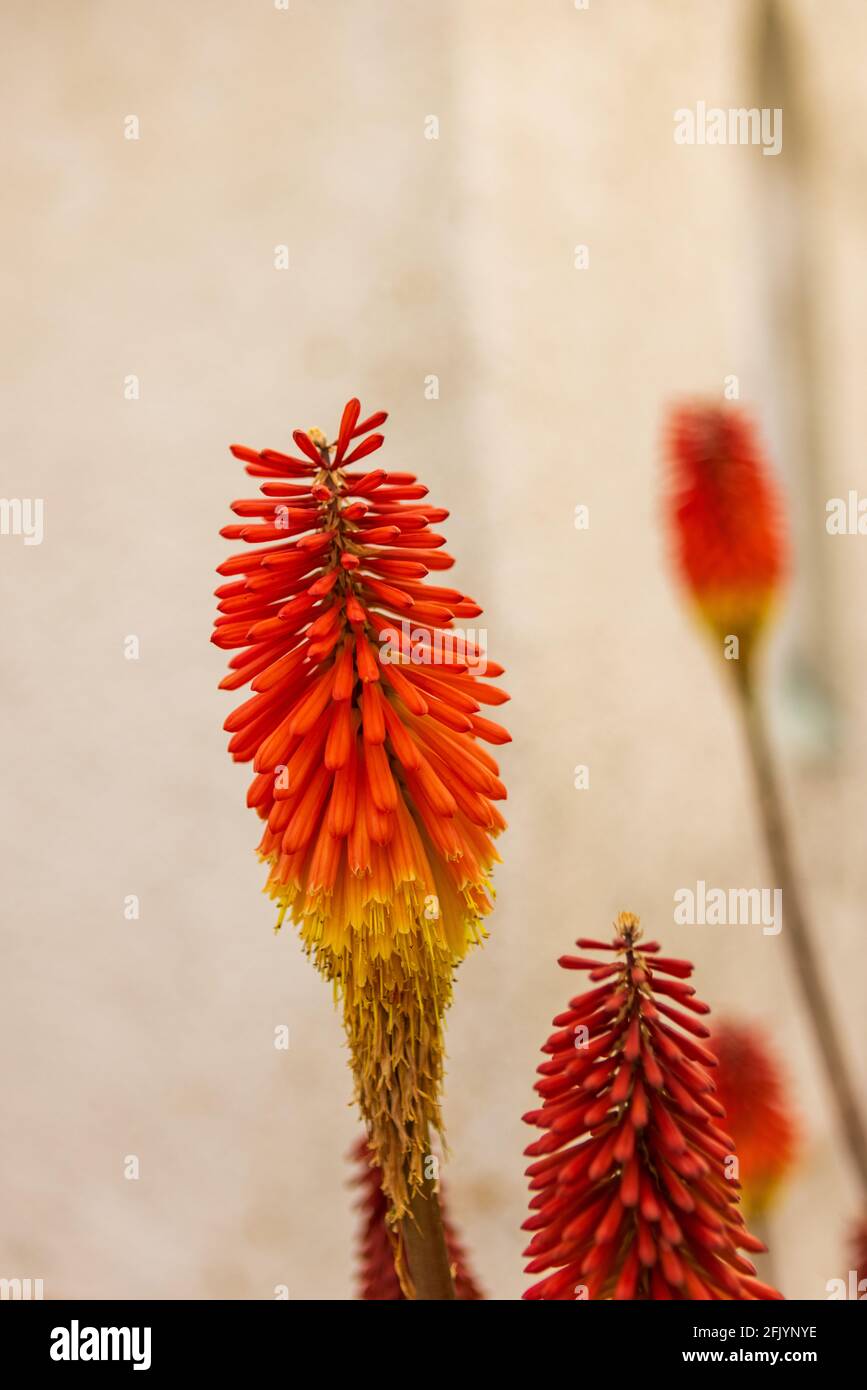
(665, 403, 788, 675)
(709, 1020, 799, 1220)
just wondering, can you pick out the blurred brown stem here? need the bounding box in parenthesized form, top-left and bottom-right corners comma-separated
(737, 669, 867, 1196)
(399, 1168, 456, 1300)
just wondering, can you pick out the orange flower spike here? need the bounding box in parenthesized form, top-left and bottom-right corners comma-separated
(708, 1020, 799, 1218)
(664, 403, 788, 673)
(213, 400, 509, 1214)
(523, 913, 783, 1301)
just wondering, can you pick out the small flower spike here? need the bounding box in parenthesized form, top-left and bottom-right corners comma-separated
(522, 913, 783, 1300)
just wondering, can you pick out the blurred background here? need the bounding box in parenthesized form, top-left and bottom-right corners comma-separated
(1, 0, 865, 1300)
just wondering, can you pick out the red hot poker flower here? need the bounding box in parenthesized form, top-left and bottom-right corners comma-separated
(664, 403, 787, 670)
(213, 400, 509, 1215)
(350, 1137, 483, 1300)
(709, 1020, 798, 1218)
(522, 913, 782, 1300)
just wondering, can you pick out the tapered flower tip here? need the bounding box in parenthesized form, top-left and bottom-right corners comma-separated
(350, 1137, 483, 1300)
(708, 1020, 798, 1217)
(522, 914, 783, 1300)
(664, 403, 787, 668)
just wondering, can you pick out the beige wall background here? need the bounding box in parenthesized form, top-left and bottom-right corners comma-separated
(2, 0, 865, 1300)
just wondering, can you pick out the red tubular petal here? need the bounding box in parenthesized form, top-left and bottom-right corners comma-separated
(379, 662, 429, 715)
(648, 956, 694, 979)
(351, 410, 388, 438)
(327, 746, 358, 836)
(335, 398, 361, 463)
(324, 700, 353, 770)
(292, 430, 325, 464)
(355, 633, 380, 682)
(343, 433, 384, 466)
(365, 741, 397, 813)
(361, 681, 386, 744)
